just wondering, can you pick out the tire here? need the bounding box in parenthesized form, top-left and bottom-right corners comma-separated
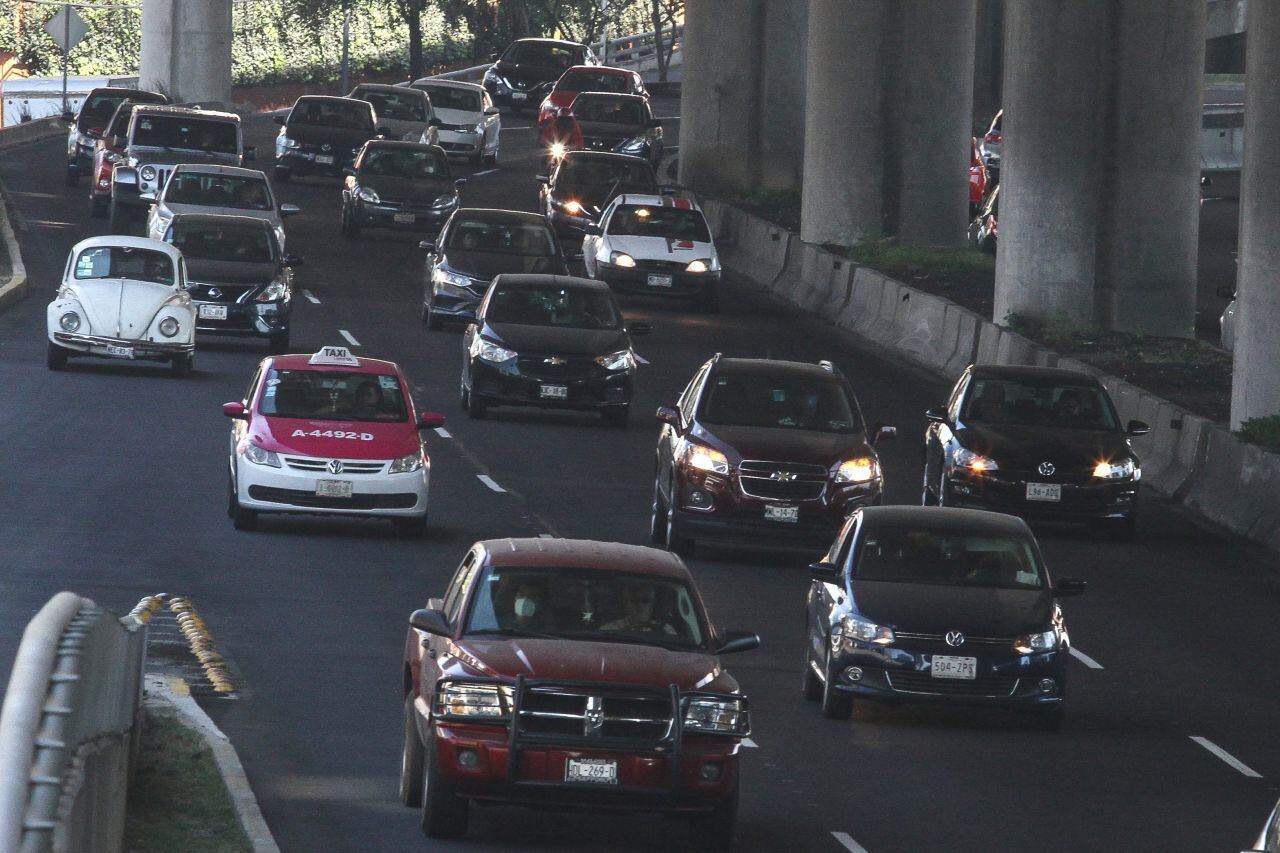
(649, 475, 668, 544)
(399, 696, 426, 807)
(341, 204, 361, 238)
(469, 150, 483, 167)
(921, 458, 938, 506)
(46, 341, 68, 371)
(89, 195, 107, 218)
(802, 647, 823, 701)
(108, 200, 130, 235)
(65, 169, 79, 188)
(232, 498, 257, 531)
(274, 166, 291, 183)
(420, 726, 469, 839)
(820, 647, 853, 720)
(393, 514, 428, 539)
(687, 777, 738, 852)
(936, 462, 950, 508)
(170, 352, 192, 378)
(602, 404, 630, 428)
(664, 478, 694, 557)
(483, 149, 498, 166)
(423, 300, 443, 331)
(268, 330, 290, 354)
(467, 392, 488, 419)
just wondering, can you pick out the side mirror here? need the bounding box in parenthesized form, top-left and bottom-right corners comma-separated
(418, 240, 435, 251)
(1126, 420, 1150, 436)
(409, 608, 452, 637)
(279, 203, 300, 217)
(484, 106, 500, 116)
(419, 411, 446, 429)
(874, 424, 897, 444)
(85, 128, 103, 140)
(273, 115, 286, 126)
(429, 117, 443, 127)
(809, 561, 839, 580)
(627, 321, 652, 337)
(925, 407, 948, 424)
(715, 630, 760, 655)
(62, 111, 75, 123)
(454, 178, 468, 190)
(243, 145, 257, 162)
(1054, 578, 1087, 597)
(222, 402, 247, 419)
(282, 253, 304, 268)
(655, 406, 680, 428)
(113, 166, 138, 187)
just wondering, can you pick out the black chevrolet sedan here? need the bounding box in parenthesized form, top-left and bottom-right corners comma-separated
(537, 150, 658, 238)
(420, 209, 569, 329)
(483, 38, 596, 112)
(341, 141, 463, 237)
(805, 506, 1085, 729)
(460, 274, 648, 425)
(923, 365, 1148, 540)
(274, 95, 385, 180)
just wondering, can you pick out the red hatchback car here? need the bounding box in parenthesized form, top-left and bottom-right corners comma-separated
(400, 537, 757, 849)
(969, 136, 988, 216)
(537, 65, 648, 129)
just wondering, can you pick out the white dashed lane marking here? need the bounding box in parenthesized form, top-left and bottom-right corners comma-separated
(302, 290, 320, 304)
(1070, 647, 1104, 670)
(1190, 737, 1262, 778)
(472, 168, 498, 177)
(477, 474, 505, 493)
(741, 737, 758, 748)
(635, 353, 650, 365)
(832, 831, 869, 853)
(434, 427, 451, 439)
(339, 329, 361, 347)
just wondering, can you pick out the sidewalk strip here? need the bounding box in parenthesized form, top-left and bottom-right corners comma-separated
(477, 474, 505, 493)
(434, 427, 451, 439)
(832, 831, 869, 853)
(339, 329, 360, 346)
(302, 290, 320, 304)
(1069, 647, 1104, 670)
(1190, 736, 1262, 778)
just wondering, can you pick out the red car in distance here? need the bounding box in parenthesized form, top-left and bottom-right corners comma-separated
(537, 65, 648, 129)
(969, 136, 988, 216)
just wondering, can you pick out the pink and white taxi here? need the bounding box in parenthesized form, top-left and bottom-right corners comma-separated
(223, 345, 445, 536)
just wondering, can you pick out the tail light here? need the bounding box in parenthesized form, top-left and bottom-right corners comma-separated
(985, 132, 1003, 144)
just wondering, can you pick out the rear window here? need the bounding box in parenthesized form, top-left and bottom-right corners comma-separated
(355, 89, 427, 122)
(290, 99, 374, 130)
(74, 246, 174, 286)
(608, 205, 709, 242)
(360, 146, 450, 179)
(259, 369, 407, 422)
(80, 92, 127, 127)
(133, 115, 239, 154)
(447, 220, 556, 257)
(169, 223, 275, 264)
(854, 528, 1044, 590)
(572, 96, 645, 125)
(486, 283, 621, 330)
(165, 172, 272, 211)
(558, 72, 629, 94)
(557, 157, 654, 188)
(416, 86, 480, 113)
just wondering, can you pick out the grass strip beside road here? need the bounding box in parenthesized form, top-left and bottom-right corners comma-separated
(124, 708, 252, 853)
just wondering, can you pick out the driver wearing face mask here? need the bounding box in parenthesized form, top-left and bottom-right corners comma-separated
(507, 580, 553, 632)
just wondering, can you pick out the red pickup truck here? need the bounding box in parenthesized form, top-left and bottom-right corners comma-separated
(400, 537, 758, 849)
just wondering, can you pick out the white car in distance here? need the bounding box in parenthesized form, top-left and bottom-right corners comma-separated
(146, 164, 299, 251)
(409, 78, 500, 166)
(46, 236, 196, 376)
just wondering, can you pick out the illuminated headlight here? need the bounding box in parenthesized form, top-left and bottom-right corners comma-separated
(388, 451, 425, 474)
(685, 443, 730, 475)
(594, 349, 634, 371)
(242, 443, 281, 468)
(470, 336, 517, 363)
(548, 142, 567, 161)
(1092, 458, 1135, 479)
(104, 151, 121, 164)
(610, 251, 636, 268)
(254, 279, 288, 303)
(139, 165, 157, 181)
(432, 194, 457, 208)
(158, 316, 180, 338)
(683, 696, 748, 735)
(280, 135, 300, 149)
(473, 121, 485, 135)
(686, 259, 710, 273)
(835, 456, 879, 484)
(356, 186, 379, 204)
(616, 136, 647, 155)
(59, 311, 81, 332)
(835, 614, 895, 648)
(1013, 629, 1057, 655)
(955, 447, 997, 472)
(433, 268, 474, 295)
(434, 683, 512, 718)
(561, 199, 583, 215)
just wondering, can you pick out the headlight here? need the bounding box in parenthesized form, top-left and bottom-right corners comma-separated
(683, 696, 748, 735)
(434, 683, 512, 719)
(356, 186, 379, 204)
(562, 199, 583, 215)
(1092, 458, 1135, 479)
(242, 443, 281, 468)
(103, 151, 121, 164)
(280, 135, 300, 149)
(954, 447, 997, 472)
(686, 259, 709, 273)
(158, 316, 180, 337)
(470, 336, 516, 363)
(255, 279, 288, 303)
(835, 456, 879, 484)
(433, 268, 474, 294)
(1013, 629, 1057, 655)
(432, 194, 456, 208)
(594, 349, 634, 371)
(610, 252, 636, 268)
(616, 136, 647, 154)
(388, 451, 425, 474)
(140, 165, 156, 181)
(835, 614, 895, 649)
(548, 141, 567, 160)
(59, 311, 81, 332)
(685, 443, 730, 475)
(473, 121, 485, 135)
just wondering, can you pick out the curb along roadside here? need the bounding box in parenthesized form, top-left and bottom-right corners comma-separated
(0, 118, 62, 315)
(143, 675, 279, 853)
(712, 199, 1280, 555)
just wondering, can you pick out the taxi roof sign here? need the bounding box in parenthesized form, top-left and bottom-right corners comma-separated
(309, 346, 361, 366)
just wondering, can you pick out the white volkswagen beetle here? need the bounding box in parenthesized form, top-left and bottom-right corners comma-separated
(47, 235, 196, 376)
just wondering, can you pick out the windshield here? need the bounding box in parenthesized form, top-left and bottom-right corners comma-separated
(446, 220, 555, 257)
(486, 284, 621, 330)
(357, 89, 427, 122)
(133, 115, 238, 154)
(74, 246, 175, 286)
(557, 158, 654, 189)
(360, 146, 449, 179)
(558, 72, 629, 94)
(961, 378, 1118, 430)
(608, 205, 710, 242)
(289, 99, 373, 130)
(165, 172, 271, 211)
(259, 369, 407, 422)
(572, 96, 645, 125)
(504, 41, 583, 68)
(169, 223, 275, 264)
(854, 528, 1044, 590)
(466, 566, 705, 650)
(417, 86, 480, 113)
(700, 372, 863, 433)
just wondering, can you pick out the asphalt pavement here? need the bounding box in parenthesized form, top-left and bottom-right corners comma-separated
(1, 93, 1278, 852)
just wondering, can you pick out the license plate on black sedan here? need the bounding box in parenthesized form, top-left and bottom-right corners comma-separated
(315, 154, 335, 165)
(198, 304, 228, 320)
(1026, 482, 1062, 502)
(539, 384, 568, 399)
(393, 212, 416, 224)
(565, 757, 617, 785)
(931, 655, 977, 680)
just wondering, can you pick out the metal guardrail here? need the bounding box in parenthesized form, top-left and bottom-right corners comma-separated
(0, 593, 146, 853)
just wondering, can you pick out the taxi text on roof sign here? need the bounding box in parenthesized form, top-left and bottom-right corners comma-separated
(309, 346, 361, 366)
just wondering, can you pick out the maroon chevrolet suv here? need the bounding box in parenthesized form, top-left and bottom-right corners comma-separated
(400, 538, 758, 849)
(652, 355, 896, 555)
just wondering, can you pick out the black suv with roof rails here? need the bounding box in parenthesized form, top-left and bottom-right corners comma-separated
(651, 356, 897, 555)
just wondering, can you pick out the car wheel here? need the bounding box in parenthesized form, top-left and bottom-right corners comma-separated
(232, 502, 257, 532)
(687, 776, 737, 852)
(341, 204, 361, 238)
(419, 724, 469, 839)
(170, 352, 192, 378)
(399, 695, 426, 808)
(665, 478, 694, 557)
(89, 195, 107, 218)
(936, 463, 950, 508)
(108, 200, 130, 235)
(423, 300, 443, 331)
(467, 392, 488, 419)
(46, 342, 68, 371)
(649, 475, 668, 544)
(274, 166, 291, 183)
(921, 459, 937, 506)
(469, 150, 483, 167)
(268, 330, 290, 354)
(393, 514, 428, 539)
(483, 147, 498, 166)
(820, 646, 853, 720)
(602, 404, 629, 428)
(802, 646, 824, 701)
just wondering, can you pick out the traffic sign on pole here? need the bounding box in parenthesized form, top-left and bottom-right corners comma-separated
(45, 4, 88, 115)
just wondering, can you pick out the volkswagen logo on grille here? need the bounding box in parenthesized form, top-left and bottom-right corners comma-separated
(1038, 461, 1056, 477)
(770, 471, 798, 482)
(207, 287, 221, 299)
(321, 143, 332, 152)
(945, 631, 965, 647)
(584, 695, 604, 736)
(327, 459, 344, 475)
(543, 356, 567, 365)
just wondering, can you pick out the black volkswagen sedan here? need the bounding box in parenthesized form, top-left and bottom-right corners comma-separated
(274, 95, 385, 180)
(483, 38, 595, 112)
(538, 150, 658, 238)
(568, 93, 663, 167)
(164, 213, 298, 352)
(420, 209, 568, 329)
(341, 141, 464, 237)
(923, 365, 1149, 540)
(805, 506, 1085, 729)
(460, 274, 647, 425)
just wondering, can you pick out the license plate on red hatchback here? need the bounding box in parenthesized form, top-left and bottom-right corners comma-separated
(565, 757, 617, 785)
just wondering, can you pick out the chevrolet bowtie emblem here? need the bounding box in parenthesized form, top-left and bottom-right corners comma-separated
(544, 357, 567, 365)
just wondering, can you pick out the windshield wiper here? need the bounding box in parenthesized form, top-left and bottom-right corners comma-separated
(468, 628, 564, 641)
(557, 630, 693, 652)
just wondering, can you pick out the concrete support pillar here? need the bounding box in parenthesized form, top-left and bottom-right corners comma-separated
(677, 0, 764, 194)
(138, 0, 232, 105)
(994, 0, 1204, 335)
(1230, 1, 1280, 426)
(757, 0, 808, 191)
(972, 0, 1003, 131)
(138, 0, 174, 97)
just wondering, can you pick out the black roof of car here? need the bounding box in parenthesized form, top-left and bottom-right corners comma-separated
(968, 364, 1102, 384)
(859, 506, 1032, 537)
(451, 208, 551, 226)
(491, 273, 610, 293)
(713, 357, 844, 381)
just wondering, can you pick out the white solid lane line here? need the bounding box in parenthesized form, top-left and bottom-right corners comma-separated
(1070, 647, 1104, 669)
(472, 168, 498, 177)
(339, 329, 360, 347)
(635, 353, 650, 365)
(477, 474, 506, 493)
(1190, 737, 1263, 778)
(434, 427, 451, 439)
(832, 831, 870, 853)
(741, 737, 758, 748)
(302, 290, 320, 304)
(503, 126, 532, 130)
